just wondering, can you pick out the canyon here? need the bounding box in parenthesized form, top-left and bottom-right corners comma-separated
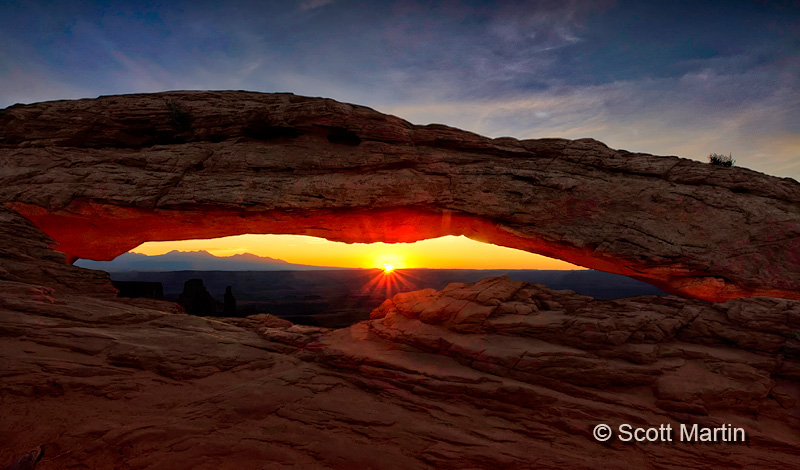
(1, 91, 799, 469)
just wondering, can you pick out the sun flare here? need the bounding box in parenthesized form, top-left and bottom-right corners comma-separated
(374, 254, 406, 271)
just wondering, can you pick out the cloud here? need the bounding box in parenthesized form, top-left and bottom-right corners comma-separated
(487, 0, 613, 46)
(366, 0, 617, 100)
(375, 57, 800, 181)
(299, 0, 335, 11)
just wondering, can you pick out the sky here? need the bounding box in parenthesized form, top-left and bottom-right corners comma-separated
(2, 0, 799, 269)
(130, 235, 583, 270)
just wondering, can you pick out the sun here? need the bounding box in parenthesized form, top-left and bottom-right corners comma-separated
(362, 260, 417, 300)
(375, 254, 406, 272)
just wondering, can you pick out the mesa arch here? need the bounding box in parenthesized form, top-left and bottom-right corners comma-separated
(1, 90, 799, 302)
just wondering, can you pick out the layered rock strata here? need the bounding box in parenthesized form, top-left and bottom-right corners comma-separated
(1, 215, 798, 468)
(2, 91, 800, 301)
(2, 92, 799, 469)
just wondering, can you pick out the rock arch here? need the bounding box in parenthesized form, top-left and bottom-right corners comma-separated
(2, 91, 799, 302)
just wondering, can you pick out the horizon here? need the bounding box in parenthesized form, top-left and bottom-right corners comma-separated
(116, 234, 585, 270)
(87, 248, 586, 270)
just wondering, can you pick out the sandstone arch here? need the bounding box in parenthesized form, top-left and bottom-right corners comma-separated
(2, 91, 799, 302)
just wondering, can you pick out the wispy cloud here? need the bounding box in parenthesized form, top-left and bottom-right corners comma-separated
(299, 0, 335, 11)
(376, 54, 800, 180)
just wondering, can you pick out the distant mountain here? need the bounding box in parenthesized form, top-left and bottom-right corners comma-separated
(75, 250, 352, 272)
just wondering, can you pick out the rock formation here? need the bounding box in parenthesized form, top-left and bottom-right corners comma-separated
(223, 285, 237, 316)
(0, 229, 798, 467)
(176, 278, 221, 316)
(1, 92, 799, 469)
(1, 91, 799, 301)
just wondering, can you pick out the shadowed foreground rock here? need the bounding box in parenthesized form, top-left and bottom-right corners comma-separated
(111, 280, 164, 300)
(2, 91, 800, 301)
(0, 208, 798, 469)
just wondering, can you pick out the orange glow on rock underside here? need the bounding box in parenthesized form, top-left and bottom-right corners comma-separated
(13, 200, 796, 302)
(8, 202, 583, 270)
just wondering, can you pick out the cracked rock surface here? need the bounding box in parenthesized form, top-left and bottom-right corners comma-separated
(1, 207, 798, 469)
(2, 92, 799, 468)
(2, 91, 800, 301)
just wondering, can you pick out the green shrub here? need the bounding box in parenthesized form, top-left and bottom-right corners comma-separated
(708, 153, 735, 167)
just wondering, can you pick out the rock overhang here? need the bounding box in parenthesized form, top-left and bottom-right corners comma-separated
(2, 90, 800, 302)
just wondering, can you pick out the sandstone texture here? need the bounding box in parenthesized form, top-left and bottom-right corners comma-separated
(1, 91, 800, 301)
(1, 206, 799, 469)
(2, 92, 800, 469)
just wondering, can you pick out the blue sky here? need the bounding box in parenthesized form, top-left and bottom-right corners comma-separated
(2, 0, 799, 179)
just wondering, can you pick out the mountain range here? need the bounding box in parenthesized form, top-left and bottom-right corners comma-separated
(75, 250, 350, 272)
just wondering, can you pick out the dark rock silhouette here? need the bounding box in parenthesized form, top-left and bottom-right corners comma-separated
(176, 278, 221, 316)
(111, 280, 164, 299)
(110, 269, 667, 328)
(223, 285, 237, 316)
